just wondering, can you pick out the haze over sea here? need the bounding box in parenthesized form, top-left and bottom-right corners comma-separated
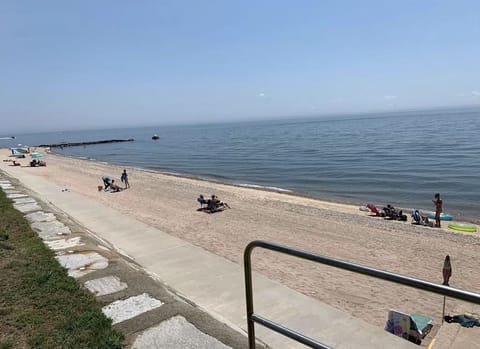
(3, 106, 480, 222)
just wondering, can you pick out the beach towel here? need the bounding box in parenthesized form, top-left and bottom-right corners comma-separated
(444, 314, 480, 327)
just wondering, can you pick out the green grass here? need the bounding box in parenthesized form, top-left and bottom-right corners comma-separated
(0, 189, 124, 349)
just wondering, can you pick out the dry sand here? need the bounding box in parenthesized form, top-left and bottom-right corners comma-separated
(2, 149, 479, 329)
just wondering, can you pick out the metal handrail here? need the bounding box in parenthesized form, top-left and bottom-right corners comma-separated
(244, 240, 480, 348)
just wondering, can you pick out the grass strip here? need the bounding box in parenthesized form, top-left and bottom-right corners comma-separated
(0, 189, 124, 349)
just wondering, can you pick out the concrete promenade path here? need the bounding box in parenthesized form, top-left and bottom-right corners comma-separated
(0, 163, 417, 349)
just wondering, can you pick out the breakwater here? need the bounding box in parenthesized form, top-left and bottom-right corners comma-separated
(38, 139, 134, 148)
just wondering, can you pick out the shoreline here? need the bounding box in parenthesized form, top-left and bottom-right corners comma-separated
(48, 148, 468, 224)
(1, 147, 480, 330)
(48, 148, 364, 209)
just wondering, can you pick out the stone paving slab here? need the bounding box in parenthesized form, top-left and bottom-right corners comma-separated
(31, 220, 71, 239)
(12, 197, 37, 204)
(44, 237, 85, 250)
(13, 202, 41, 213)
(25, 211, 57, 223)
(84, 275, 128, 296)
(6, 193, 28, 198)
(102, 293, 163, 325)
(132, 315, 232, 349)
(56, 251, 109, 278)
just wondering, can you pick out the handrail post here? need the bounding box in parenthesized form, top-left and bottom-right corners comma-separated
(244, 242, 256, 348)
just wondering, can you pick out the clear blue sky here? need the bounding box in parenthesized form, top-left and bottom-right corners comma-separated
(1, 1, 479, 132)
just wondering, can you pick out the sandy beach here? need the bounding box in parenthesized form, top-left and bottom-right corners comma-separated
(2, 148, 479, 329)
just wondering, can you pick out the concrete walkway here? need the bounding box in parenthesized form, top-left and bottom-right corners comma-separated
(0, 164, 417, 349)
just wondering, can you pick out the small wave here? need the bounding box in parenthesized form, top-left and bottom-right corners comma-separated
(237, 183, 292, 193)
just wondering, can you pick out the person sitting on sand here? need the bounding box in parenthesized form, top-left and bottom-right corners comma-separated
(197, 194, 208, 207)
(214, 195, 231, 209)
(109, 180, 122, 192)
(411, 209, 433, 227)
(209, 195, 231, 210)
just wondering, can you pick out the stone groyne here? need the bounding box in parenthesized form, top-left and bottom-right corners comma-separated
(37, 139, 134, 148)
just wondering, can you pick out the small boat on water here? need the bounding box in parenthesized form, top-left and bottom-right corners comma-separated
(152, 134, 160, 140)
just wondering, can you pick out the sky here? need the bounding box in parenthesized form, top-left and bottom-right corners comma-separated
(1, 1, 480, 132)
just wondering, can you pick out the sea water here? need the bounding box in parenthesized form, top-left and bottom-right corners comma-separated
(3, 106, 480, 222)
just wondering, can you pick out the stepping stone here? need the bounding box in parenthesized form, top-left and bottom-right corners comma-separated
(132, 315, 232, 349)
(84, 276, 128, 296)
(7, 193, 28, 199)
(0, 184, 14, 190)
(44, 237, 84, 250)
(56, 252, 109, 278)
(102, 293, 163, 325)
(31, 220, 71, 240)
(12, 197, 36, 204)
(25, 211, 56, 223)
(4, 190, 20, 194)
(13, 202, 41, 213)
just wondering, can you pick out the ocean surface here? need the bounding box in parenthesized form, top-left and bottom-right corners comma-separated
(2, 107, 480, 222)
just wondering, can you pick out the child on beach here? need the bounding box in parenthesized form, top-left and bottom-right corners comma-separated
(121, 169, 130, 189)
(433, 193, 443, 228)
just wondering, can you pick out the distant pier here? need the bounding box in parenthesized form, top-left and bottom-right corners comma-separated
(37, 139, 134, 148)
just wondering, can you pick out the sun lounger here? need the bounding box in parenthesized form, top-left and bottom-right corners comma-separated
(385, 309, 433, 345)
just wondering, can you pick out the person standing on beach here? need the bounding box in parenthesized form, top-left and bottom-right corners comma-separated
(433, 193, 443, 228)
(121, 169, 130, 189)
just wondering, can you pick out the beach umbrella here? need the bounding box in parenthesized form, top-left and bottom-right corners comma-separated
(442, 255, 452, 323)
(30, 152, 44, 158)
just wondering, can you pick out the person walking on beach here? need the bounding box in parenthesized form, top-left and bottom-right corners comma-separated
(121, 169, 130, 189)
(433, 193, 443, 228)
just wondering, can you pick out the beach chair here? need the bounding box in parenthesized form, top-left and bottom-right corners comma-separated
(366, 204, 385, 217)
(385, 310, 433, 345)
(197, 195, 207, 208)
(411, 210, 433, 227)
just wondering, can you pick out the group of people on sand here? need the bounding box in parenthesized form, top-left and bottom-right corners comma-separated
(368, 193, 444, 228)
(101, 169, 130, 193)
(413, 193, 443, 227)
(197, 194, 231, 213)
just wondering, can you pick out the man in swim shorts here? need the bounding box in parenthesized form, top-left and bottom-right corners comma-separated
(432, 193, 443, 228)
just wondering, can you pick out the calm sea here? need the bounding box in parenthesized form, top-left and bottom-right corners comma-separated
(2, 107, 480, 222)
